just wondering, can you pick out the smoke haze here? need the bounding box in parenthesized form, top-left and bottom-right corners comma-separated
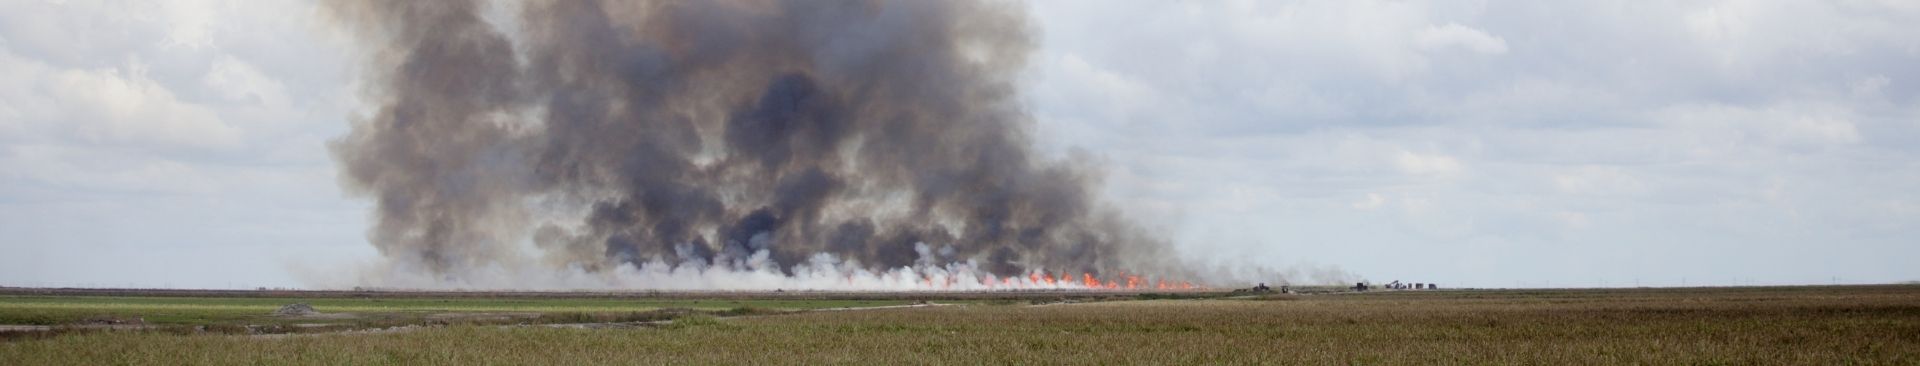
(323, 0, 1334, 289)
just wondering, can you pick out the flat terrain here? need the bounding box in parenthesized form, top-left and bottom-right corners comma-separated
(3, 286, 1918, 364)
(0, 294, 919, 326)
(0, 287, 1151, 329)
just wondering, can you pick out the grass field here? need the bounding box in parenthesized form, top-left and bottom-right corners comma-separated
(4, 286, 1918, 364)
(0, 294, 923, 326)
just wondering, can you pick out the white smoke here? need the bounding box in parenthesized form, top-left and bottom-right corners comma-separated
(313, 242, 1206, 291)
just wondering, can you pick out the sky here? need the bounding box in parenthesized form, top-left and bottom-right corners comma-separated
(1, 0, 1916, 289)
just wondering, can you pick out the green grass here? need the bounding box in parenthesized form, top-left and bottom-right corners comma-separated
(0, 295, 914, 326)
(5, 286, 1918, 364)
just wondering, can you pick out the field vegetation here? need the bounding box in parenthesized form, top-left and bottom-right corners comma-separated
(0, 294, 918, 327)
(3, 285, 1917, 364)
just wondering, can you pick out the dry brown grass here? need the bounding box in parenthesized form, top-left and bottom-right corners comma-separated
(4, 285, 1917, 364)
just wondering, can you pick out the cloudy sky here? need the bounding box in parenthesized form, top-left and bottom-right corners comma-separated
(3, 0, 1916, 289)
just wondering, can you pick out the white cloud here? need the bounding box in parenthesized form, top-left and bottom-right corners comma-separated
(0, 0, 363, 289)
(1352, 193, 1388, 210)
(1027, 1, 1920, 287)
(1416, 23, 1508, 54)
(1553, 166, 1645, 196)
(204, 55, 290, 109)
(1654, 102, 1863, 150)
(157, 0, 225, 50)
(1393, 150, 1463, 176)
(1685, 5, 1751, 42)
(47, 60, 241, 149)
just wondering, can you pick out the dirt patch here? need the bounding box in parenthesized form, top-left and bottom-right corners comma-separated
(272, 303, 319, 316)
(268, 303, 359, 320)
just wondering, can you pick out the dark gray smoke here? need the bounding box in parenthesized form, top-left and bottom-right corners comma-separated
(325, 0, 1188, 287)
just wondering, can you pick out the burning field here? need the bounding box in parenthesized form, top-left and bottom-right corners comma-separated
(9, 0, 1919, 363)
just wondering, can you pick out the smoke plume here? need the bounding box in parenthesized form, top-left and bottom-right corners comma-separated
(325, 0, 1221, 290)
